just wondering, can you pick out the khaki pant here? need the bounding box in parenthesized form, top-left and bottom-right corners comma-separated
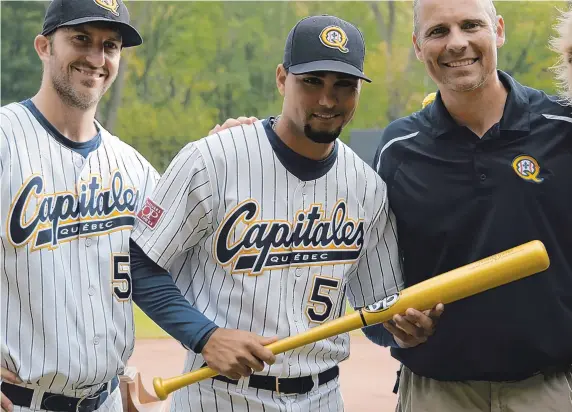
(397, 366, 572, 412)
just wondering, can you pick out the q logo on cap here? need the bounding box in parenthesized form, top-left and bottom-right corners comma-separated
(320, 26, 349, 53)
(94, 0, 120, 16)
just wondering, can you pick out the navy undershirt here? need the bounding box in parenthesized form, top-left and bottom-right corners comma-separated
(22, 99, 101, 158)
(263, 117, 338, 181)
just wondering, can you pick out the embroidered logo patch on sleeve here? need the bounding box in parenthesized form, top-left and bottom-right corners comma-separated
(137, 198, 165, 229)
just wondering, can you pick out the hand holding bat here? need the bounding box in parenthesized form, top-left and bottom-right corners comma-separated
(153, 240, 550, 400)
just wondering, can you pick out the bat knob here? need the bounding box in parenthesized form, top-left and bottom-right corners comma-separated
(153, 377, 168, 400)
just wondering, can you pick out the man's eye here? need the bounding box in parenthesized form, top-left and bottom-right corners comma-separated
(463, 22, 480, 30)
(105, 42, 119, 50)
(75, 35, 89, 42)
(429, 27, 447, 36)
(304, 78, 321, 85)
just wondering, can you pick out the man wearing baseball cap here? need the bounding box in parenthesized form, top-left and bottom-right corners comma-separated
(129, 14, 441, 411)
(282, 15, 371, 82)
(41, 0, 142, 47)
(0, 1, 157, 411)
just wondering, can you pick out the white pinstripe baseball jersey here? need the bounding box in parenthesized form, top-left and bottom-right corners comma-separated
(1, 101, 159, 398)
(132, 120, 403, 410)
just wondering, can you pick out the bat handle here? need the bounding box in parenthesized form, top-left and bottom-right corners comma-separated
(153, 367, 218, 400)
(152, 313, 365, 399)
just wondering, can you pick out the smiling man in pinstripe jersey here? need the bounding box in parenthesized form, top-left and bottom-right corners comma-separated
(129, 14, 443, 412)
(0, 0, 158, 411)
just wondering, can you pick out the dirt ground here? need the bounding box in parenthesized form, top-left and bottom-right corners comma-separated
(128, 334, 400, 411)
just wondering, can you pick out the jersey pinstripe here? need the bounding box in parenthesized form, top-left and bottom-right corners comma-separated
(1, 102, 159, 398)
(132, 120, 403, 410)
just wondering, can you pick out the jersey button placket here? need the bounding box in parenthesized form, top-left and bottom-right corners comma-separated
(74, 155, 84, 169)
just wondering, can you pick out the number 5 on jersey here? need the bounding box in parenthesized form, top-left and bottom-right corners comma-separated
(306, 275, 341, 323)
(112, 254, 132, 301)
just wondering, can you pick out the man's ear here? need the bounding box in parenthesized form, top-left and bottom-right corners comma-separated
(276, 64, 287, 97)
(34, 34, 52, 63)
(412, 32, 423, 62)
(495, 15, 506, 48)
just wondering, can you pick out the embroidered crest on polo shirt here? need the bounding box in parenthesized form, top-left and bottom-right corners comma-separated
(320, 26, 349, 53)
(512, 155, 544, 183)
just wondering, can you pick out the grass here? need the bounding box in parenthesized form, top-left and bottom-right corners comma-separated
(134, 304, 171, 339)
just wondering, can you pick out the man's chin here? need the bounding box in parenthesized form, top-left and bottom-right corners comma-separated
(304, 124, 341, 144)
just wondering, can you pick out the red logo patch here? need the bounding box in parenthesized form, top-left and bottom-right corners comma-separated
(137, 198, 164, 229)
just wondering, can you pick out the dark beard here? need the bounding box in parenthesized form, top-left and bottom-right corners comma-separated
(52, 74, 97, 110)
(304, 124, 342, 144)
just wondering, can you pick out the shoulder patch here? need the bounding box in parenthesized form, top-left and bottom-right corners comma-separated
(137, 198, 165, 229)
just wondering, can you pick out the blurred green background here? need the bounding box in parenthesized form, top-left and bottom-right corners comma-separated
(2, 0, 568, 338)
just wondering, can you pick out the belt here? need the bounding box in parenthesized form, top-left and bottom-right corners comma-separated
(212, 365, 339, 395)
(1, 376, 119, 412)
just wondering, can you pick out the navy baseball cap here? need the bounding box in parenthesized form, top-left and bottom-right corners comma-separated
(283, 15, 371, 83)
(41, 0, 142, 48)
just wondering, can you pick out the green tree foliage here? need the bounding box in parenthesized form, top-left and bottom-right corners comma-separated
(1, 1, 46, 106)
(1, 1, 567, 172)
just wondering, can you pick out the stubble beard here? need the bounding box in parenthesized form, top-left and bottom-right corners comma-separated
(48, 51, 114, 110)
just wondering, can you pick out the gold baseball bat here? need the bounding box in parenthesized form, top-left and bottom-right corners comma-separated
(153, 240, 549, 400)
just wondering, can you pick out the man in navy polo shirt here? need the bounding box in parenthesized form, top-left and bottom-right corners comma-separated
(367, 0, 572, 410)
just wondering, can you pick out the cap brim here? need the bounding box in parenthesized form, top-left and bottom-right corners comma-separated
(55, 17, 143, 48)
(288, 60, 371, 83)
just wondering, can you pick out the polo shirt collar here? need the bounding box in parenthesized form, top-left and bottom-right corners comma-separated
(428, 70, 530, 139)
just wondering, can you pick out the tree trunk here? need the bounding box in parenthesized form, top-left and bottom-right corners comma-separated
(104, 56, 128, 133)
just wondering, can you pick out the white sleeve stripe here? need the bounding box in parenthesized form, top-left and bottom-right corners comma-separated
(20, 108, 44, 174)
(216, 133, 229, 210)
(5, 107, 33, 173)
(365, 182, 381, 233)
(154, 195, 212, 263)
(254, 124, 265, 209)
(185, 173, 209, 199)
(181, 202, 213, 243)
(203, 140, 222, 217)
(382, 229, 399, 292)
(542, 114, 572, 123)
(239, 124, 252, 197)
(375, 131, 419, 171)
(157, 146, 199, 200)
(372, 228, 390, 298)
(111, 144, 138, 200)
(163, 224, 209, 268)
(145, 165, 208, 250)
(182, 247, 203, 298)
(147, 184, 210, 255)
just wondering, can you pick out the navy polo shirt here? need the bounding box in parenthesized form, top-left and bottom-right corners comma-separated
(374, 71, 572, 381)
